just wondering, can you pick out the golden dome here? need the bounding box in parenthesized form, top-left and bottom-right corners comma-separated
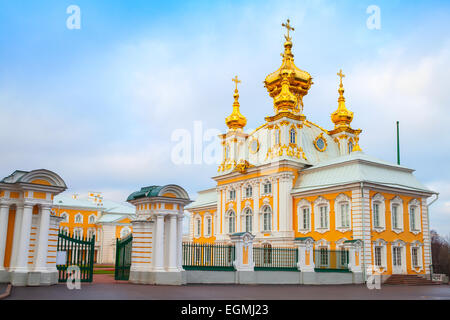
(331, 69, 354, 128)
(226, 76, 247, 130)
(264, 19, 313, 115)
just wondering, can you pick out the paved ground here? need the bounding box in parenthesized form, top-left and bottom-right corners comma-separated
(3, 283, 450, 300)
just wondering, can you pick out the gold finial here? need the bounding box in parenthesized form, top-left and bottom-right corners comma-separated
(331, 69, 353, 128)
(226, 75, 247, 130)
(352, 133, 363, 152)
(282, 19, 295, 41)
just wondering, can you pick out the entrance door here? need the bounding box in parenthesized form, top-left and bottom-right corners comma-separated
(392, 247, 404, 274)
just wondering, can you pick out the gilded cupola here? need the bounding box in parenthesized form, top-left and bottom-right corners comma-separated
(225, 76, 247, 130)
(264, 19, 313, 116)
(331, 69, 354, 128)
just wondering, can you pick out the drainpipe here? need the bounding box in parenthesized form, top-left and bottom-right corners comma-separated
(427, 193, 439, 279)
(360, 182, 366, 282)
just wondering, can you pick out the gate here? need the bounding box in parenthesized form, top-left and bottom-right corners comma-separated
(115, 234, 133, 280)
(182, 242, 235, 270)
(57, 231, 95, 282)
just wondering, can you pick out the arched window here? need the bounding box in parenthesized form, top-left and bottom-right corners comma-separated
(227, 211, 236, 234)
(408, 199, 421, 232)
(335, 194, 351, 229)
(262, 206, 272, 232)
(314, 197, 330, 232)
(391, 196, 403, 231)
(88, 214, 96, 224)
(348, 141, 353, 153)
(74, 228, 83, 238)
(87, 228, 96, 239)
(244, 208, 253, 233)
(75, 213, 83, 224)
(371, 194, 386, 229)
(245, 185, 252, 198)
(263, 180, 272, 195)
(290, 128, 296, 144)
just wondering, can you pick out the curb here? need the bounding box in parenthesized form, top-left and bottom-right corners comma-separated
(0, 284, 12, 300)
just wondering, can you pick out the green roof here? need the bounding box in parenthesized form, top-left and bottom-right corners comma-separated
(126, 186, 163, 201)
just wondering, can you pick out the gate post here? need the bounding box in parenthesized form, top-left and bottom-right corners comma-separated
(231, 232, 255, 284)
(294, 237, 315, 272)
(127, 184, 191, 285)
(343, 239, 364, 283)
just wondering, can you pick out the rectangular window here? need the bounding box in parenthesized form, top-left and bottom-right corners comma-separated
(392, 205, 398, 229)
(206, 218, 211, 236)
(196, 219, 201, 237)
(375, 247, 382, 267)
(319, 248, 329, 266)
(373, 203, 380, 227)
(412, 248, 419, 267)
(245, 187, 252, 198)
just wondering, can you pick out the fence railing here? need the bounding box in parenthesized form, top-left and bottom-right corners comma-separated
(182, 242, 235, 271)
(314, 249, 349, 272)
(254, 247, 298, 271)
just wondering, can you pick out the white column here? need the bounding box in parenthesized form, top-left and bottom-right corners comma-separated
(0, 204, 10, 270)
(10, 205, 23, 269)
(168, 215, 178, 271)
(236, 185, 241, 232)
(273, 178, 278, 231)
(153, 214, 165, 271)
(253, 182, 259, 234)
(33, 205, 51, 272)
(14, 204, 33, 272)
(177, 215, 184, 269)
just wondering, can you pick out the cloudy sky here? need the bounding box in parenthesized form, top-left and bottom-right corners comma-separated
(0, 0, 449, 235)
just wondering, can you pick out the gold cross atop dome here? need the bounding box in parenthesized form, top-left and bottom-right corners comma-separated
(232, 75, 241, 91)
(282, 19, 295, 41)
(337, 69, 345, 87)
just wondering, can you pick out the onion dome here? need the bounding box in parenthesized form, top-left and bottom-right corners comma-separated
(225, 76, 247, 130)
(264, 19, 313, 115)
(331, 69, 354, 128)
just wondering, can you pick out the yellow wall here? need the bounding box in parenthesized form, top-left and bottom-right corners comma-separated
(192, 209, 217, 244)
(54, 207, 99, 237)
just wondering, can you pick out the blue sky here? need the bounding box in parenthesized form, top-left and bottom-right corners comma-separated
(0, 0, 449, 235)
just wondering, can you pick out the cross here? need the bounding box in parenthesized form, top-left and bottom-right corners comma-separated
(337, 69, 345, 86)
(232, 75, 241, 91)
(282, 19, 295, 41)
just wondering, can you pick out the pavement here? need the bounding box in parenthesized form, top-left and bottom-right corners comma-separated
(3, 283, 450, 300)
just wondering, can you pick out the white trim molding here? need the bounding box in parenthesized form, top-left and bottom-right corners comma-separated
(313, 196, 330, 234)
(371, 193, 386, 232)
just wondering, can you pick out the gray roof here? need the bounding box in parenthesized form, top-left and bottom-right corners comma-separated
(53, 194, 135, 215)
(185, 188, 217, 210)
(292, 151, 433, 194)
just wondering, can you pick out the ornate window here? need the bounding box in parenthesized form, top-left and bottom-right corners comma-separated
(263, 180, 272, 195)
(372, 239, 388, 270)
(194, 216, 201, 238)
(297, 199, 311, 232)
(335, 194, 351, 230)
(228, 189, 236, 201)
(371, 194, 386, 230)
(263, 243, 272, 264)
(289, 128, 296, 144)
(205, 216, 212, 237)
(375, 247, 382, 267)
(75, 213, 83, 224)
(227, 210, 236, 234)
(243, 208, 253, 233)
(390, 196, 403, 232)
(314, 197, 330, 233)
(408, 199, 421, 233)
(88, 214, 96, 224)
(60, 212, 69, 223)
(245, 185, 252, 198)
(262, 206, 272, 232)
(410, 241, 423, 270)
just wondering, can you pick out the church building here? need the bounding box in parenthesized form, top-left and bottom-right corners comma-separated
(186, 20, 436, 277)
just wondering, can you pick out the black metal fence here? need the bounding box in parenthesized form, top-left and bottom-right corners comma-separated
(182, 242, 235, 271)
(253, 247, 298, 271)
(314, 249, 349, 272)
